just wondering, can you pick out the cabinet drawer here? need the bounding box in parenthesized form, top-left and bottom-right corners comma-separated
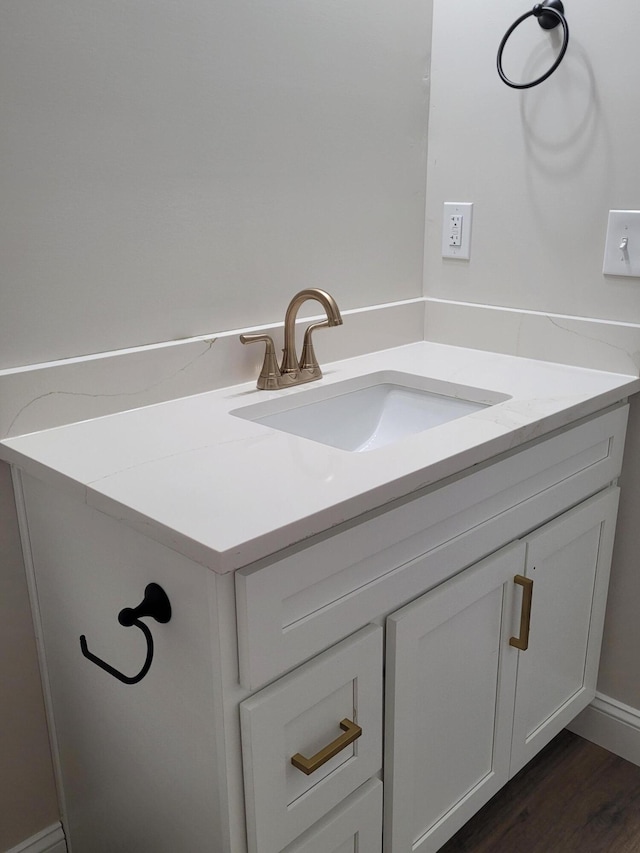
(237, 406, 628, 689)
(240, 625, 383, 853)
(283, 779, 382, 853)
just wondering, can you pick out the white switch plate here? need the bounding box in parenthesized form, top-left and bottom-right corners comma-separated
(603, 210, 640, 277)
(442, 202, 473, 259)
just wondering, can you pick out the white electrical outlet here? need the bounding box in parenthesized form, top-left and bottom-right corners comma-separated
(603, 210, 640, 277)
(449, 215, 463, 246)
(442, 202, 473, 259)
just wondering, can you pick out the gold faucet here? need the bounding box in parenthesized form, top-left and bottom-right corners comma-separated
(240, 288, 343, 389)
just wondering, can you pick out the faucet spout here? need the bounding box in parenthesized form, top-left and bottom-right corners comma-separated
(281, 289, 343, 376)
(240, 287, 343, 390)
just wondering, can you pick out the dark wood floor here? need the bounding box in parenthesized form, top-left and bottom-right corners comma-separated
(440, 730, 640, 853)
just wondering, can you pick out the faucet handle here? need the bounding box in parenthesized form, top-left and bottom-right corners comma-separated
(240, 334, 282, 389)
(299, 320, 331, 379)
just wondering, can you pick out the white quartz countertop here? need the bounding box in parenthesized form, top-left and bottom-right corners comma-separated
(2, 342, 638, 573)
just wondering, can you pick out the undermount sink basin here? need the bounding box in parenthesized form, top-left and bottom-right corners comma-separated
(232, 371, 510, 452)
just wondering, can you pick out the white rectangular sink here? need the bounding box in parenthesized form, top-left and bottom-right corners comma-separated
(232, 371, 510, 452)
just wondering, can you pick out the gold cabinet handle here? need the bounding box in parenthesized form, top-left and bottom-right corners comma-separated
(509, 574, 534, 651)
(291, 718, 362, 776)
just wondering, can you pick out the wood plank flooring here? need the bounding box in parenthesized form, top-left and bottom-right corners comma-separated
(440, 730, 640, 853)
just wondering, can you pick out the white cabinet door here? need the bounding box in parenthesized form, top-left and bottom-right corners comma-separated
(510, 487, 620, 776)
(384, 542, 524, 853)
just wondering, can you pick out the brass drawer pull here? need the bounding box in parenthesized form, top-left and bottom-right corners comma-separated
(510, 574, 534, 651)
(291, 718, 362, 775)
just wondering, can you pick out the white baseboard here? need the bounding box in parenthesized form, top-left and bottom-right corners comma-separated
(4, 823, 66, 853)
(568, 692, 640, 767)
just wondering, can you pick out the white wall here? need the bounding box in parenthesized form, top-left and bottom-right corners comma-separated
(425, 0, 640, 712)
(597, 397, 640, 706)
(0, 0, 431, 369)
(0, 461, 58, 851)
(425, 0, 640, 326)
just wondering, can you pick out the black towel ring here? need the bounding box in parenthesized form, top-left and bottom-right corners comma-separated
(497, 1, 569, 89)
(79, 583, 172, 685)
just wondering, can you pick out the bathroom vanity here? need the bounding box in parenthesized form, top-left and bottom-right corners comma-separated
(2, 342, 638, 853)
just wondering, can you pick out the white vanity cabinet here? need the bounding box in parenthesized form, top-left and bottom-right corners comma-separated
(13, 403, 629, 853)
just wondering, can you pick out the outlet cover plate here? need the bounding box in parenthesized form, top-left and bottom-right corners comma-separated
(442, 202, 473, 260)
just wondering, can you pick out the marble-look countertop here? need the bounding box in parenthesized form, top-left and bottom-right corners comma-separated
(1, 342, 638, 573)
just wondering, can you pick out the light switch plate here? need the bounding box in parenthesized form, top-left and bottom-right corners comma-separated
(603, 210, 640, 277)
(442, 202, 473, 260)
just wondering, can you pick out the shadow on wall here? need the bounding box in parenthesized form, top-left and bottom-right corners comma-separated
(520, 41, 614, 250)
